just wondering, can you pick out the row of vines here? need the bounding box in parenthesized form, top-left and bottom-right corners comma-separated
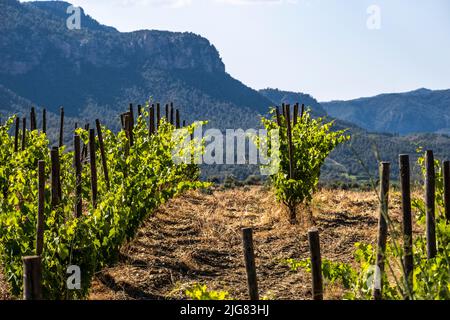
(0, 104, 206, 299)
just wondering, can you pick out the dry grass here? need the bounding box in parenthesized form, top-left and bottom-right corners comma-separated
(89, 186, 406, 300)
(1, 186, 424, 300)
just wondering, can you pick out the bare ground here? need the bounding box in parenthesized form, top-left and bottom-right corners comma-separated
(1, 186, 419, 300)
(89, 186, 406, 300)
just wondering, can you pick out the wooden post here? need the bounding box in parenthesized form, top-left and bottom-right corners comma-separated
(399, 155, 413, 295)
(176, 109, 180, 129)
(120, 113, 125, 130)
(183, 120, 186, 128)
(21, 117, 26, 150)
(36, 160, 45, 256)
(293, 103, 299, 126)
(81, 123, 89, 161)
(156, 103, 161, 129)
(124, 114, 131, 157)
(165, 104, 169, 122)
(374, 162, 390, 300)
(74, 135, 82, 218)
(89, 129, 98, 209)
(129, 103, 134, 128)
(170, 103, 174, 125)
(30, 107, 36, 131)
(137, 104, 142, 117)
(275, 106, 281, 127)
(59, 107, 64, 147)
(242, 228, 259, 300)
(149, 105, 155, 136)
(95, 119, 110, 189)
(308, 229, 323, 300)
(50, 147, 61, 207)
(300, 104, 305, 119)
(22, 256, 42, 300)
(14, 116, 19, 152)
(285, 105, 294, 180)
(124, 112, 134, 147)
(425, 150, 437, 259)
(443, 160, 450, 222)
(42, 108, 46, 134)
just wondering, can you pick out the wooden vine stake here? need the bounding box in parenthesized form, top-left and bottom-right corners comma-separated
(156, 103, 161, 130)
(21, 117, 26, 150)
(176, 109, 180, 129)
(373, 162, 390, 300)
(50, 147, 61, 207)
(285, 104, 294, 180)
(59, 107, 64, 147)
(30, 107, 36, 131)
(308, 228, 323, 300)
(14, 116, 19, 152)
(22, 256, 42, 300)
(36, 160, 45, 256)
(293, 103, 299, 126)
(149, 105, 155, 136)
(42, 108, 47, 134)
(124, 114, 131, 158)
(165, 104, 169, 121)
(275, 106, 281, 127)
(129, 103, 134, 128)
(242, 228, 259, 300)
(81, 123, 90, 161)
(95, 119, 110, 189)
(89, 129, 98, 209)
(425, 150, 437, 259)
(125, 112, 134, 147)
(399, 155, 413, 297)
(170, 103, 174, 125)
(74, 135, 82, 218)
(443, 160, 450, 222)
(120, 113, 125, 130)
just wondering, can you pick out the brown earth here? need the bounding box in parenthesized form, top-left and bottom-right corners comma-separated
(88, 186, 409, 300)
(1, 186, 421, 300)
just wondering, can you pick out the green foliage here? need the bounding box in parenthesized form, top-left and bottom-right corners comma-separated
(256, 108, 349, 221)
(286, 151, 450, 300)
(185, 283, 231, 300)
(0, 107, 208, 299)
(285, 242, 399, 300)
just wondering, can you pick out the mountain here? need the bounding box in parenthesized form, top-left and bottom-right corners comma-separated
(3, 0, 450, 185)
(322, 88, 450, 135)
(259, 88, 327, 117)
(0, 0, 272, 130)
(263, 88, 450, 185)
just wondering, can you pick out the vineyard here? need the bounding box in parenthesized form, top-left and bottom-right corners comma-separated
(1, 102, 450, 300)
(0, 103, 206, 299)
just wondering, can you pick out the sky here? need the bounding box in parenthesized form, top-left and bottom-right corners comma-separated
(21, 0, 450, 101)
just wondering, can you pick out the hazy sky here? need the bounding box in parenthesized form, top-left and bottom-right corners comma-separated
(22, 0, 450, 101)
